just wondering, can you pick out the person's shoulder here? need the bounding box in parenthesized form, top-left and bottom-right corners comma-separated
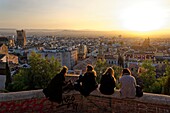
(86, 71, 94, 75)
(129, 75, 135, 78)
(119, 76, 123, 81)
(131, 75, 136, 80)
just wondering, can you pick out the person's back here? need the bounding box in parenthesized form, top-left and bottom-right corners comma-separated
(82, 71, 96, 88)
(43, 73, 64, 103)
(119, 68, 136, 98)
(100, 73, 116, 95)
(43, 66, 68, 103)
(78, 65, 98, 97)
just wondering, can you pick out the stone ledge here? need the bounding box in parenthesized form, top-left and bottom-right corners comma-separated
(0, 89, 170, 106)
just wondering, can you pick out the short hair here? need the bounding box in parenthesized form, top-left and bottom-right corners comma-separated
(87, 65, 94, 71)
(122, 68, 131, 75)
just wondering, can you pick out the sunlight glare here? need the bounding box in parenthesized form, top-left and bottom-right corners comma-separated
(120, 1, 166, 32)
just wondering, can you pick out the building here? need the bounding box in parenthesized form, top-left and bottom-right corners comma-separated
(105, 55, 118, 66)
(0, 37, 9, 46)
(78, 45, 87, 60)
(16, 30, 26, 48)
(97, 42, 105, 60)
(28, 47, 78, 70)
(142, 37, 150, 47)
(0, 44, 8, 54)
(73, 56, 96, 74)
(61, 48, 78, 69)
(0, 54, 6, 62)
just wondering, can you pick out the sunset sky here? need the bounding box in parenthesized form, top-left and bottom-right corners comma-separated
(0, 0, 170, 32)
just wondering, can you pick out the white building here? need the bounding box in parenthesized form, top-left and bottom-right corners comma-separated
(27, 47, 78, 70)
(105, 55, 118, 66)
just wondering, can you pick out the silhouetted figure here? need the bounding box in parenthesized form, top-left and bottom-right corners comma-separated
(119, 68, 136, 98)
(99, 67, 116, 95)
(43, 66, 69, 103)
(75, 65, 98, 97)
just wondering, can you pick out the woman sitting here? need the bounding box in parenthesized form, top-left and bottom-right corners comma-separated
(99, 67, 116, 95)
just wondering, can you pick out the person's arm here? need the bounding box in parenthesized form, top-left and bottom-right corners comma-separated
(133, 77, 137, 86)
(100, 76, 104, 84)
(119, 77, 122, 88)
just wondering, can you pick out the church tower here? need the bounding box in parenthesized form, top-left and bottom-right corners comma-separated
(16, 30, 26, 48)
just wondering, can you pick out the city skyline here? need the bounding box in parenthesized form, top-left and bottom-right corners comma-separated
(1, 0, 170, 33)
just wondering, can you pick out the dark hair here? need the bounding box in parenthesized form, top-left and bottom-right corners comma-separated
(122, 68, 131, 76)
(87, 65, 93, 71)
(86, 64, 97, 76)
(60, 66, 68, 75)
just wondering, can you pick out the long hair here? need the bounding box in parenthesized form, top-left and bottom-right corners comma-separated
(121, 68, 132, 76)
(60, 66, 68, 76)
(103, 67, 116, 81)
(86, 64, 97, 76)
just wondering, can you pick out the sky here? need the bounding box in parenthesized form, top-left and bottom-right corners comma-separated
(0, 0, 170, 32)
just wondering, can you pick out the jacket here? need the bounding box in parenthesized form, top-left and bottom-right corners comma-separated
(99, 74, 116, 95)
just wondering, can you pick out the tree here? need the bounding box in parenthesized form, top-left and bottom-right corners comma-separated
(163, 60, 170, 95)
(94, 59, 108, 83)
(138, 60, 156, 92)
(5, 62, 12, 90)
(112, 65, 123, 80)
(149, 76, 167, 94)
(112, 65, 123, 89)
(9, 52, 61, 91)
(118, 54, 124, 68)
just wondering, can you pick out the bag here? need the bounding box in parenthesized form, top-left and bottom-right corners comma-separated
(74, 81, 81, 91)
(136, 85, 143, 97)
(43, 88, 50, 98)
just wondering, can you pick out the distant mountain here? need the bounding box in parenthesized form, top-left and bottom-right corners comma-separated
(0, 28, 170, 38)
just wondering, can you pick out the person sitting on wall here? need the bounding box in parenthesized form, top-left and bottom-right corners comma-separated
(43, 66, 73, 103)
(74, 65, 98, 97)
(119, 68, 137, 98)
(99, 67, 116, 95)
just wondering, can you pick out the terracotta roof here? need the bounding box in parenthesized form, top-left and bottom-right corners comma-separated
(73, 57, 96, 73)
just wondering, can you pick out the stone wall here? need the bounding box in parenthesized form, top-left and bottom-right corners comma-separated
(0, 89, 170, 113)
(0, 75, 6, 90)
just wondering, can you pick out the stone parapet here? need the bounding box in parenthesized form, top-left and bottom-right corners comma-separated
(0, 89, 170, 113)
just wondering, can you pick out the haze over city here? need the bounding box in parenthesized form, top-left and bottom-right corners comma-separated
(1, 0, 170, 112)
(1, 0, 170, 37)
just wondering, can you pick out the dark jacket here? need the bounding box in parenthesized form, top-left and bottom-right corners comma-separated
(43, 73, 66, 103)
(78, 71, 98, 96)
(99, 74, 116, 95)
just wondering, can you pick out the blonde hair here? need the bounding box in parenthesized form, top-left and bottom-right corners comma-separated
(60, 66, 68, 75)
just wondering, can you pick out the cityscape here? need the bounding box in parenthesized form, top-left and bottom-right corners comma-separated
(0, 0, 170, 112)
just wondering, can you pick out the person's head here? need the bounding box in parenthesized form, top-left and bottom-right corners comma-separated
(86, 64, 94, 72)
(60, 66, 68, 76)
(86, 64, 96, 76)
(122, 68, 131, 76)
(104, 67, 114, 76)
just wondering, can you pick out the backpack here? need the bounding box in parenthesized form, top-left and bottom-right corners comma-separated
(136, 85, 143, 97)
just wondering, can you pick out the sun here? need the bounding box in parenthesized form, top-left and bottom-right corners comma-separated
(120, 1, 166, 32)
